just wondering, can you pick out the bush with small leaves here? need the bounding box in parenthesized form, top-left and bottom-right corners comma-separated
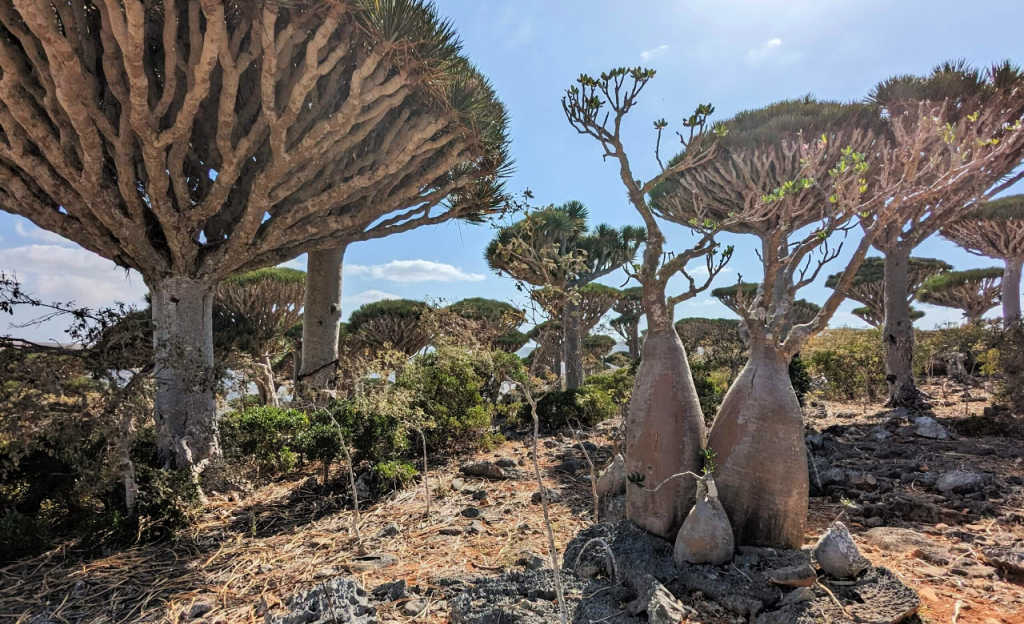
(296, 418, 345, 486)
(804, 328, 886, 402)
(528, 386, 618, 432)
(219, 406, 309, 477)
(370, 460, 420, 495)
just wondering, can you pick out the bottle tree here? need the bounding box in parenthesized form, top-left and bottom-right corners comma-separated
(486, 202, 643, 389)
(824, 257, 949, 327)
(0, 1, 508, 471)
(865, 60, 1024, 407)
(215, 268, 305, 406)
(941, 194, 1024, 321)
(653, 88, 1024, 547)
(610, 286, 644, 360)
(917, 268, 1003, 323)
(563, 67, 732, 538)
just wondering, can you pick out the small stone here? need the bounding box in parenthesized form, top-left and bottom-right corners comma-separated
(865, 516, 885, 528)
(188, 602, 213, 619)
(781, 587, 815, 605)
(347, 553, 398, 572)
(515, 552, 546, 570)
(814, 521, 870, 579)
(848, 472, 878, 488)
(862, 526, 932, 553)
(627, 574, 697, 623)
(466, 521, 487, 535)
(982, 547, 1024, 575)
(596, 454, 626, 497)
(461, 506, 481, 518)
(401, 599, 428, 617)
(936, 470, 986, 494)
(768, 563, 817, 587)
(377, 522, 400, 538)
(495, 457, 517, 468)
(471, 489, 488, 501)
(439, 527, 463, 536)
(820, 467, 847, 487)
(531, 488, 560, 504)
(913, 416, 950, 440)
(460, 461, 507, 479)
(869, 426, 893, 442)
(450, 477, 467, 491)
(372, 579, 408, 601)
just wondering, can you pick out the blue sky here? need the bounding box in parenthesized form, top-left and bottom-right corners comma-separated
(2, 0, 1022, 342)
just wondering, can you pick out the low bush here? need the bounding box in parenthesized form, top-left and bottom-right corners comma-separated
(804, 328, 886, 402)
(527, 386, 618, 432)
(370, 460, 419, 494)
(691, 359, 728, 420)
(583, 367, 634, 409)
(789, 354, 811, 406)
(219, 406, 309, 477)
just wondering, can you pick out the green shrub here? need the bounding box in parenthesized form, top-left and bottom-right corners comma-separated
(371, 460, 419, 493)
(804, 328, 885, 401)
(296, 419, 345, 484)
(528, 386, 618, 432)
(788, 354, 811, 406)
(691, 360, 727, 420)
(219, 406, 309, 476)
(916, 322, 992, 377)
(399, 346, 520, 453)
(986, 321, 1024, 414)
(319, 390, 412, 466)
(584, 367, 634, 408)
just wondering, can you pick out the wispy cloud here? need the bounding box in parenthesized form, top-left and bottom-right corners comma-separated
(640, 44, 669, 62)
(347, 260, 485, 283)
(745, 37, 783, 64)
(344, 289, 400, 308)
(0, 244, 147, 308)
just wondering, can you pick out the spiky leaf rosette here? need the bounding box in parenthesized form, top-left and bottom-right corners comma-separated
(825, 257, 951, 324)
(917, 267, 1003, 322)
(215, 267, 306, 358)
(532, 282, 620, 332)
(0, 0, 511, 279)
(347, 298, 432, 356)
(941, 194, 1024, 261)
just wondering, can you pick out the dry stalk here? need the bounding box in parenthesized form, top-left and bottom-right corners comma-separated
(571, 537, 618, 582)
(517, 379, 569, 624)
(418, 427, 431, 518)
(570, 419, 600, 524)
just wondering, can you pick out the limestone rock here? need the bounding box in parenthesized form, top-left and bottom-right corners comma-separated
(935, 470, 987, 494)
(460, 461, 507, 480)
(814, 521, 870, 579)
(913, 416, 950, 440)
(768, 563, 817, 587)
(266, 577, 376, 624)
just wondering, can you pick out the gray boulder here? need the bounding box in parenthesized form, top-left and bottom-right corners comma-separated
(266, 577, 376, 624)
(813, 522, 870, 579)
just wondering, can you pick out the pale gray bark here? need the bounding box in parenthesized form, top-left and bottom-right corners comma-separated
(882, 248, 919, 407)
(300, 246, 346, 391)
(625, 312, 706, 539)
(150, 277, 219, 471)
(707, 340, 807, 548)
(562, 300, 584, 390)
(1003, 258, 1023, 322)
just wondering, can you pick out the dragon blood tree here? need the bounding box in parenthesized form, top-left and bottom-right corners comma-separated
(487, 202, 643, 389)
(346, 299, 432, 358)
(525, 320, 562, 379)
(917, 268, 1003, 323)
(865, 61, 1024, 407)
(215, 268, 305, 406)
(941, 194, 1024, 321)
(610, 286, 644, 360)
(447, 297, 527, 352)
(824, 257, 950, 327)
(0, 1, 508, 470)
(655, 87, 1024, 547)
(563, 67, 732, 538)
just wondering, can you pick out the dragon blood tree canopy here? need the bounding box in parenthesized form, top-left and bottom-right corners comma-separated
(825, 257, 951, 327)
(0, 0, 510, 470)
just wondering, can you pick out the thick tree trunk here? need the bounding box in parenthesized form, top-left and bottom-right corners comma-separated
(563, 301, 584, 390)
(625, 297, 706, 539)
(1003, 258, 1022, 322)
(300, 246, 346, 392)
(150, 276, 219, 472)
(254, 356, 279, 407)
(708, 341, 806, 548)
(883, 248, 920, 407)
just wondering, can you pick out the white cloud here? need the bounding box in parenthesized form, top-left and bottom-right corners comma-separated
(346, 260, 485, 283)
(745, 37, 784, 64)
(277, 256, 306, 271)
(344, 289, 400, 308)
(640, 44, 670, 62)
(15, 221, 74, 245)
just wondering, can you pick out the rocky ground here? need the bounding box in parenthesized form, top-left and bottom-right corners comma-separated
(1, 383, 1021, 623)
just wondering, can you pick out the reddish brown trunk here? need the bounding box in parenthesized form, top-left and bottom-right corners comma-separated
(708, 341, 807, 548)
(625, 313, 706, 539)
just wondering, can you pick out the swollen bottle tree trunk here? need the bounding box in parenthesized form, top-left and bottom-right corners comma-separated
(1004, 258, 1023, 322)
(150, 277, 219, 471)
(562, 301, 584, 390)
(300, 246, 346, 392)
(625, 294, 706, 539)
(707, 339, 807, 548)
(882, 247, 919, 407)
